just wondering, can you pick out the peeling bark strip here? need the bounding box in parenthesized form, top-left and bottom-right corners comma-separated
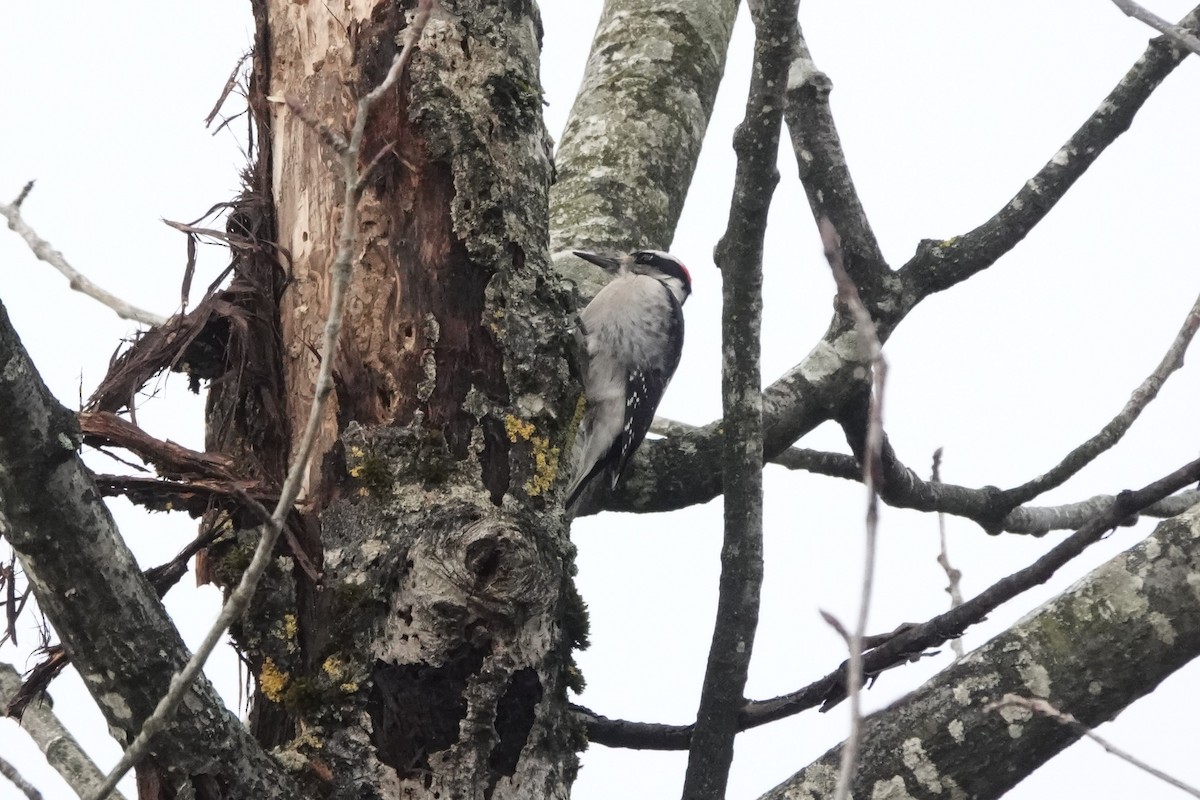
(245, 1, 579, 797)
(760, 504, 1200, 800)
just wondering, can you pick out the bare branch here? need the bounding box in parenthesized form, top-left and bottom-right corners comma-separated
(999, 289, 1200, 506)
(89, 4, 434, 796)
(986, 695, 1200, 799)
(0, 184, 169, 327)
(651, 416, 1200, 533)
(1111, 0, 1200, 55)
(898, 6, 1199, 305)
(579, 455, 1200, 748)
(931, 448, 965, 657)
(680, 2, 792, 796)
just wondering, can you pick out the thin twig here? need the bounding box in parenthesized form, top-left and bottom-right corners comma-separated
(821, 217, 888, 800)
(205, 51, 251, 127)
(1000, 289, 1200, 507)
(932, 448, 964, 657)
(87, 5, 433, 797)
(1110, 0, 1200, 55)
(0, 183, 169, 327)
(986, 694, 1200, 798)
(0, 755, 43, 800)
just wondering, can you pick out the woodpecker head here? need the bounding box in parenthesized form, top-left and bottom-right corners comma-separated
(573, 249, 692, 306)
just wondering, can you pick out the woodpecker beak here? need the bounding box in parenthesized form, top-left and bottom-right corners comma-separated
(572, 251, 621, 273)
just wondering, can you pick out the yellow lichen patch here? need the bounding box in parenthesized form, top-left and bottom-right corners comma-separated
(347, 445, 366, 478)
(525, 435, 560, 496)
(562, 394, 587, 455)
(340, 681, 360, 693)
(283, 614, 299, 653)
(259, 658, 289, 703)
(293, 723, 322, 751)
(505, 414, 561, 496)
(322, 656, 346, 680)
(505, 414, 536, 443)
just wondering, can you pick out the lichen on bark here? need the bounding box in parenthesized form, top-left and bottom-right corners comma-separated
(216, 1, 585, 797)
(760, 506, 1200, 800)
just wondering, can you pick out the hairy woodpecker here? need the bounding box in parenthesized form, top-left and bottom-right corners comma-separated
(564, 249, 691, 510)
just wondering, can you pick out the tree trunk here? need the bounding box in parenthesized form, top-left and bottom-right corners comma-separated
(206, 1, 582, 797)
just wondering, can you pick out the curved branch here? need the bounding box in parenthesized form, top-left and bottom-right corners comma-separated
(0, 184, 169, 327)
(898, 7, 1200, 306)
(997, 288, 1200, 507)
(784, 23, 891, 306)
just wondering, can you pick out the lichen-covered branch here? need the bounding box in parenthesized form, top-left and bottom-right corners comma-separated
(758, 497, 1200, 800)
(549, 0, 738, 295)
(1, 662, 128, 800)
(578, 455, 1200, 749)
(607, 7, 1199, 513)
(0, 300, 299, 797)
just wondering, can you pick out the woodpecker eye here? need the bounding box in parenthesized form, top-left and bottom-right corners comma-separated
(632, 251, 690, 285)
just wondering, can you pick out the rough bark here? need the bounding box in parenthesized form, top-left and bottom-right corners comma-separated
(0, 301, 300, 798)
(759, 503, 1200, 800)
(208, 1, 581, 798)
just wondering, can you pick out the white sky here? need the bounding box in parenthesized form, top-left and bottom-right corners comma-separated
(2, 2, 1199, 799)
